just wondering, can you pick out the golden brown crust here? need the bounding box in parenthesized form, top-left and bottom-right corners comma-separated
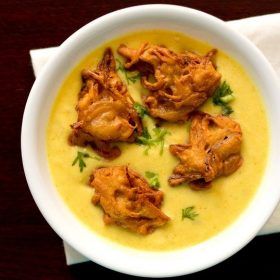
(168, 112, 243, 189)
(69, 48, 143, 159)
(118, 44, 221, 122)
(90, 166, 170, 234)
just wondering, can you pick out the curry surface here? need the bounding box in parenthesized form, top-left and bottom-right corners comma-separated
(47, 30, 269, 251)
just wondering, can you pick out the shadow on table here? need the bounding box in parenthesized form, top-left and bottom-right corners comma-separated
(68, 233, 280, 279)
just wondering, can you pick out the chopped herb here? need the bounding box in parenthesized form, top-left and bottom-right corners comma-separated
(72, 151, 100, 172)
(145, 171, 160, 189)
(116, 58, 125, 72)
(137, 127, 170, 155)
(116, 58, 140, 85)
(220, 94, 234, 104)
(213, 81, 234, 105)
(154, 127, 169, 155)
(128, 73, 141, 84)
(212, 81, 234, 115)
(222, 105, 234, 116)
(182, 206, 199, 221)
(133, 102, 148, 118)
(142, 127, 151, 139)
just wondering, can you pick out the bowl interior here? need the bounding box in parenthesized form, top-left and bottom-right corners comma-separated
(21, 4, 280, 277)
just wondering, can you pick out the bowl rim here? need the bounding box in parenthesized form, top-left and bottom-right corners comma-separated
(21, 4, 280, 277)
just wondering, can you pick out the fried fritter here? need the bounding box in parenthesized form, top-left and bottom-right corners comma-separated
(90, 166, 170, 234)
(118, 43, 221, 122)
(69, 48, 142, 159)
(169, 112, 242, 189)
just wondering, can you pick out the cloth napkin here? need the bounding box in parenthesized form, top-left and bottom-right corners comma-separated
(30, 13, 280, 265)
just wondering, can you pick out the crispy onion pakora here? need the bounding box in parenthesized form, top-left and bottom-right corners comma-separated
(169, 112, 242, 189)
(90, 166, 170, 234)
(69, 48, 143, 159)
(118, 43, 221, 122)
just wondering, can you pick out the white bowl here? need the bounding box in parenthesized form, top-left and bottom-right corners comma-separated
(21, 4, 280, 277)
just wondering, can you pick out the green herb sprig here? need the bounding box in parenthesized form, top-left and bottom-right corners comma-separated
(116, 58, 140, 85)
(145, 171, 160, 189)
(137, 127, 170, 155)
(127, 73, 141, 84)
(212, 81, 234, 115)
(182, 206, 199, 221)
(72, 151, 100, 172)
(133, 102, 148, 118)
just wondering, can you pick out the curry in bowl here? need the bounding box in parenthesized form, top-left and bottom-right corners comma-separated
(47, 30, 268, 251)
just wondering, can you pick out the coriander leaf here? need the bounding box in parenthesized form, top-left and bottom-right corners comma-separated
(182, 206, 199, 221)
(152, 127, 170, 155)
(137, 127, 151, 145)
(212, 81, 235, 115)
(145, 171, 160, 189)
(213, 81, 234, 105)
(137, 132, 151, 145)
(142, 127, 151, 139)
(137, 127, 170, 155)
(133, 102, 147, 118)
(128, 73, 141, 84)
(116, 58, 140, 85)
(72, 156, 79, 166)
(116, 58, 125, 72)
(72, 151, 100, 172)
(72, 151, 87, 172)
(222, 105, 234, 116)
(220, 94, 234, 104)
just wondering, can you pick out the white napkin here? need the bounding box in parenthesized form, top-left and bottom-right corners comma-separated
(30, 13, 280, 265)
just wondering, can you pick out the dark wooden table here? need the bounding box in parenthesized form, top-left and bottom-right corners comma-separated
(1, 0, 280, 279)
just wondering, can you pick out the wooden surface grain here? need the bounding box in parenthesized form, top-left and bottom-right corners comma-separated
(1, 1, 280, 279)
